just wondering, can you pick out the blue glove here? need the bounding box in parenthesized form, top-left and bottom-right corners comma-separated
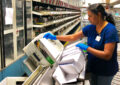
(43, 33, 57, 40)
(76, 43, 89, 50)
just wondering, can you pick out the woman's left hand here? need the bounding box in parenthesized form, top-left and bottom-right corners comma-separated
(76, 43, 89, 50)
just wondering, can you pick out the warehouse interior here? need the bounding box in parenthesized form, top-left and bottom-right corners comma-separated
(0, 0, 120, 85)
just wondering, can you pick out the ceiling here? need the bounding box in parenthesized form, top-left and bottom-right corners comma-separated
(82, 0, 120, 7)
(61, 0, 120, 8)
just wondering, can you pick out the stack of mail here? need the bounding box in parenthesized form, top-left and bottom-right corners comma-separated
(23, 32, 64, 67)
(53, 66, 78, 85)
(53, 43, 86, 85)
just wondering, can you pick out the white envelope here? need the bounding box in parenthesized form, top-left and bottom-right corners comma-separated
(53, 66, 78, 85)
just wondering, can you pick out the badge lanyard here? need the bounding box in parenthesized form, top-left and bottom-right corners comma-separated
(95, 21, 108, 42)
(95, 35, 101, 42)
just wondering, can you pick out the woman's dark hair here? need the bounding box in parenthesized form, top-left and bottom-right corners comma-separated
(88, 4, 115, 25)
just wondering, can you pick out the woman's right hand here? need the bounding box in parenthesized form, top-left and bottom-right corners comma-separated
(43, 33, 57, 40)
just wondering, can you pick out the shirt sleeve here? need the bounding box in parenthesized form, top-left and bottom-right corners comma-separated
(104, 27, 119, 44)
(82, 25, 91, 37)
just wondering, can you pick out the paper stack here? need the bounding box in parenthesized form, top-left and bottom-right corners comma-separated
(53, 66, 78, 85)
(23, 32, 64, 67)
(53, 44, 86, 85)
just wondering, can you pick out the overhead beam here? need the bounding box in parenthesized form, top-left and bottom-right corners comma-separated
(110, 0, 120, 6)
(106, 0, 110, 4)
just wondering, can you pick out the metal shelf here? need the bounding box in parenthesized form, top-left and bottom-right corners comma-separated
(32, 0, 80, 11)
(4, 27, 24, 35)
(33, 15, 80, 28)
(61, 20, 80, 35)
(33, 0, 41, 2)
(51, 18, 80, 33)
(32, 11, 80, 16)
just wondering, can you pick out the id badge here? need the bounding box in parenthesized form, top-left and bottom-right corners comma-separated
(95, 35, 101, 42)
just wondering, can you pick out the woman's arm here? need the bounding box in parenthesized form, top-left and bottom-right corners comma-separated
(87, 42, 116, 60)
(56, 30, 85, 41)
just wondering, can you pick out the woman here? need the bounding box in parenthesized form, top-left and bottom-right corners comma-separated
(43, 4, 119, 85)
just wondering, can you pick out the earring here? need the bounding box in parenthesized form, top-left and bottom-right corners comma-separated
(104, 16, 106, 20)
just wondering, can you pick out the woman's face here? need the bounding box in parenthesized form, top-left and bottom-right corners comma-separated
(88, 10, 99, 25)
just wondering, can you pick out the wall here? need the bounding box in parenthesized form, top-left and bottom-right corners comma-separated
(0, 55, 27, 82)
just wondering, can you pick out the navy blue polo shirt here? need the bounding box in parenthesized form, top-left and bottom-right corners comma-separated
(82, 23, 119, 76)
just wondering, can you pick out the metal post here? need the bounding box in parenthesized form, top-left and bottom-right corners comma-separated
(24, 0, 27, 45)
(0, 0, 5, 69)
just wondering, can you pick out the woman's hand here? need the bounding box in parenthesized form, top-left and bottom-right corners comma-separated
(76, 43, 89, 50)
(43, 33, 57, 40)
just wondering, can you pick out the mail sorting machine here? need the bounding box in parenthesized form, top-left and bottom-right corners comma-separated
(22, 32, 86, 85)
